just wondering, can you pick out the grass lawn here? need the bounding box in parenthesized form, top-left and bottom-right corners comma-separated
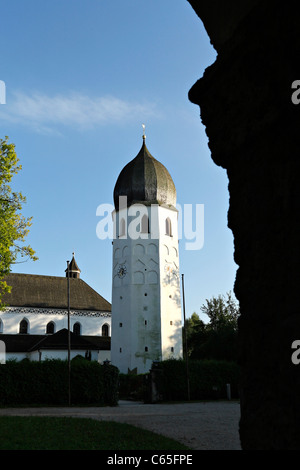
(0, 416, 190, 450)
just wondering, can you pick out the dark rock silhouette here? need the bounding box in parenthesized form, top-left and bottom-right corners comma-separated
(188, 0, 300, 449)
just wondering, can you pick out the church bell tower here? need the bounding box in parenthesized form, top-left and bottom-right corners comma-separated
(111, 130, 183, 374)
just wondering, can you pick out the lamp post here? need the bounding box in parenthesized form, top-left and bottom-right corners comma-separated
(67, 260, 71, 406)
(181, 273, 190, 401)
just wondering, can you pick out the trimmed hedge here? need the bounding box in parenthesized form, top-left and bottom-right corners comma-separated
(154, 359, 240, 401)
(117, 359, 240, 403)
(0, 359, 119, 406)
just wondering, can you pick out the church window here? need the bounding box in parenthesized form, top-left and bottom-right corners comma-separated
(171, 347, 174, 353)
(119, 218, 126, 237)
(46, 321, 55, 334)
(165, 217, 172, 237)
(73, 322, 81, 336)
(0, 319, 3, 333)
(19, 318, 29, 334)
(119, 322, 123, 327)
(145, 346, 148, 352)
(141, 214, 150, 234)
(102, 324, 109, 336)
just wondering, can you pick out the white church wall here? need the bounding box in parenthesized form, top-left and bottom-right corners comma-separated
(0, 307, 111, 336)
(6, 352, 26, 362)
(38, 349, 99, 362)
(98, 350, 111, 364)
(6, 349, 111, 363)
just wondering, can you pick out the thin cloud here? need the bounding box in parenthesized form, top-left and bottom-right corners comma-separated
(0, 90, 159, 133)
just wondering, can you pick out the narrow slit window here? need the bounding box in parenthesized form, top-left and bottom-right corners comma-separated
(141, 214, 150, 234)
(119, 218, 126, 237)
(165, 217, 172, 236)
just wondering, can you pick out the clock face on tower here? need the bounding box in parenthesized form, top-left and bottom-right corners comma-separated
(117, 263, 127, 278)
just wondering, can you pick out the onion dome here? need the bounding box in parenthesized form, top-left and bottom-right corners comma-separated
(113, 135, 176, 211)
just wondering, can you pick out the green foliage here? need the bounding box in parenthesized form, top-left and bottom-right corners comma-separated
(101, 362, 120, 406)
(201, 291, 239, 330)
(0, 136, 37, 308)
(0, 359, 119, 406)
(155, 359, 240, 401)
(184, 292, 240, 361)
(156, 359, 187, 401)
(0, 417, 189, 450)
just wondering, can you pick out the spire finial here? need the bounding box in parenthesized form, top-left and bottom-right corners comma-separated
(142, 123, 146, 141)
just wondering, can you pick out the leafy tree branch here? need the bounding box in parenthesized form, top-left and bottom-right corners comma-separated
(0, 136, 37, 308)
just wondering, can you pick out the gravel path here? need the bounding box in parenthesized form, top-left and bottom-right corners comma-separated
(0, 400, 241, 450)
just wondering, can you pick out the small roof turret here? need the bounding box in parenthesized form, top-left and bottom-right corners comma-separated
(65, 253, 81, 279)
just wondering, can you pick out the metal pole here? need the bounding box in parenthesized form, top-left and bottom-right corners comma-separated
(181, 274, 190, 401)
(67, 260, 71, 406)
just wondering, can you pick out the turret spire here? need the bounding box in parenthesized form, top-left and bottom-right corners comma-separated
(65, 253, 81, 278)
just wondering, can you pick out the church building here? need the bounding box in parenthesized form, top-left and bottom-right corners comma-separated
(0, 131, 183, 374)
(0, 255, 111, 362)
(111, 132, 183, 374)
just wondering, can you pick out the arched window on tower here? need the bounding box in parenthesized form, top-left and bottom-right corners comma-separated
(19, 318, 29, 334)
(119, 218, 126, 237)
(102, 324, 109, 337)
(73, 322, 81, 336)
(141, 214, 150, 234)
(46, 321, 55, 335)
(165, 217, 172, 237)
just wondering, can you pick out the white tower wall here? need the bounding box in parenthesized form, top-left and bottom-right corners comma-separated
(111, 203, 183, 374)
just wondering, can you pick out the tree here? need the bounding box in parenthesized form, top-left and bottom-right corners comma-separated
(200, 291, 239, 331)
(187, 292, 240, 362)
(0, 136, 37, 308)
(183, 312, 207, 358)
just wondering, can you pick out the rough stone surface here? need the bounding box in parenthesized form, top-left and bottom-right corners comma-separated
(187, 0, 300, 449)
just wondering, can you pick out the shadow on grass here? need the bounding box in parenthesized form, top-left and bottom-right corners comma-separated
(0, 416, 190, 450)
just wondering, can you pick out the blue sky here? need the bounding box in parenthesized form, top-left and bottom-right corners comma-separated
(0, 0, 237, 321)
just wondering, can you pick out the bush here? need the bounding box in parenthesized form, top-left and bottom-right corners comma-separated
(0, 359, 119, 406)
(155, 359, 240, 401)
